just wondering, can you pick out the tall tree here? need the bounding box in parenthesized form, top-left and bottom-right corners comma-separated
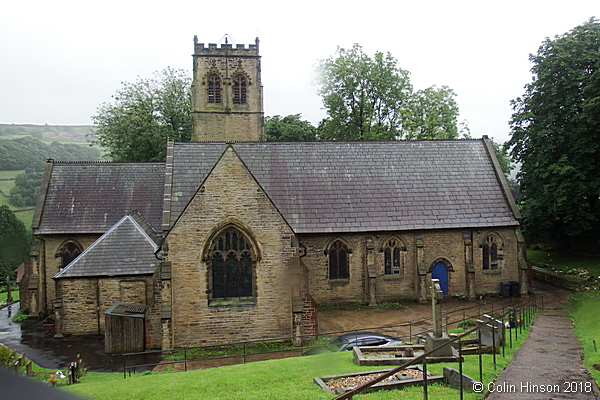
(0, 205, 29, 281)
(316, 44, 463, 140)
(316, 44, 412, 141)
(508, 18, 600, 246)
(264, 114, 317, 142)
(403, 85, 462, 140)
(92, 67, 192, 162)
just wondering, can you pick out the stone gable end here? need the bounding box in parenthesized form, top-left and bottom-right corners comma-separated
(164, 146, 299, 347)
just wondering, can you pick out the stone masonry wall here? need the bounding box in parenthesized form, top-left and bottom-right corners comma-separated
(299, 226, 521, 304)
(165, 147, 298, 348)
(37, 234, 99, 315)
(56, 276, 153, 335)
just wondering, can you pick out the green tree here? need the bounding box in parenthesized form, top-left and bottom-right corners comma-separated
(508, 18, 600, 246)
(92, 67, 192, 162)
(315, 44, 463, 141)
(264, 114, 317, 142)
(0, 205, 30, 281)
(9, 168, 43, 207)
(403, 85, 462, 140)
(316, 44, 412, 140)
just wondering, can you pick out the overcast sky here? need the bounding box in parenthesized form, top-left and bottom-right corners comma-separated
(1, 1, 598, 144)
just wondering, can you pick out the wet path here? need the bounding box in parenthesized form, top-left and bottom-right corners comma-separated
(488, 310, 600, 399)
(0, 302, 156, 372)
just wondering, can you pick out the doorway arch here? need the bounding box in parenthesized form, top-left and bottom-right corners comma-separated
(430, 260, 452, 295)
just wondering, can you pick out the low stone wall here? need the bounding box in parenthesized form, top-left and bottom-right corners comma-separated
(532, 266, 588, 291)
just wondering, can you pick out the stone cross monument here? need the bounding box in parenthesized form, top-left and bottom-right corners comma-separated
(424, 278, 455, 357)
(431, 279, 443, 338)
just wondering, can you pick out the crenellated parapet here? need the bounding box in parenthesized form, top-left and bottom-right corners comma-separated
(193, 36, 259, 56)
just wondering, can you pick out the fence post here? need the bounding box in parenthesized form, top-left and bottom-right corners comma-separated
(184, 348, 187, 372)
(423, 357, 428, 400)
(458, 337, 464, 400)
(492, 325, 497, 370)
(478, 330, 483, 384)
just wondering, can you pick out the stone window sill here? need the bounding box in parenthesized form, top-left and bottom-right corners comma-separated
(483, 269, 502, 275)
(208, 299, 255, 307)
(329, 279, 350, 285)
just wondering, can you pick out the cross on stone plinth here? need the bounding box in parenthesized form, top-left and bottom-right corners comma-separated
(431, 279, 443, 338)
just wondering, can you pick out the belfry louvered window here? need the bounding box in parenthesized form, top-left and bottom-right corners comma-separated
(328, 240, 349, 280)
(207, 74, 222, 104)
(210, 228, 253, 299)
(232, 75, 247, 104)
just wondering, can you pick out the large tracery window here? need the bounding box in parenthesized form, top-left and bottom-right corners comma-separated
(207, 74, 222, 104)
(328, 240, 349, 280)
(384, 238, 403, 275)
(209, 228, 254, 300)
(232, 75, 247, 104)
(482, 235, 500, 271)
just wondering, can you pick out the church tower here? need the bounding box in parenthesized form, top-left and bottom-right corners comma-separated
(191, 36, 264, 142)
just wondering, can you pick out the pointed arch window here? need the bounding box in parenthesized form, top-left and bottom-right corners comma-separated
(232, 75, 247, 104)
(207, 74, 222, 104)
(328, 240, 349, 280)
(208, 227, 254, 300)
(483, 235, 499, 270)
(384, 238, 403, 275)
(57, 241, 83, 269)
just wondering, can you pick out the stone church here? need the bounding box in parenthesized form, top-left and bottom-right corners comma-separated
(20, 37, 528, 351)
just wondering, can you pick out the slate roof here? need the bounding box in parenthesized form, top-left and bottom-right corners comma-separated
(34, 162, 165, 234)
(53, 213, 160, 279)
(167, 140, 519, 234)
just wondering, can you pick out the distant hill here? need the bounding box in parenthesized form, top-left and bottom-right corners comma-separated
(0, 124, 95, 143)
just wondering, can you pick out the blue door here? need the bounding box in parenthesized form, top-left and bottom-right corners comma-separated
(431, 262, 448, 295)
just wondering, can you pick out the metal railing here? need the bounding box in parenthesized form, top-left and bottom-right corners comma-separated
(120, 295, 542, 380)
(331, 295, 541, 399)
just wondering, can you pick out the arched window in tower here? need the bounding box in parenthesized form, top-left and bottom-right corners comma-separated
(328, 240, 349, 280)
(384, 237, 403, 275)
(232, 75, 247, 105)
(482, 235, 500, 270)
(207, 74, 222, 104)
(57, 241, 83, 269)
(209, 227, 254, 300)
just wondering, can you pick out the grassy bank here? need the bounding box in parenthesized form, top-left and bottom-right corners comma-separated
(570, 291, 600, 384)
(63, 325, 533, 400)
(528, 249, 600, 277)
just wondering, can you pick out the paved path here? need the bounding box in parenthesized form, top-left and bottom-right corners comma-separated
(488, 310, 599, 399)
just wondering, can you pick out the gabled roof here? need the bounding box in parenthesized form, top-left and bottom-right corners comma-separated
(166, 139, 519, 234)
(34, 162, 165, 234)
(53, 213, 160, 279)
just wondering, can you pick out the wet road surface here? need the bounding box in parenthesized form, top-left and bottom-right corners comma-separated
(0, 302, 158, 372)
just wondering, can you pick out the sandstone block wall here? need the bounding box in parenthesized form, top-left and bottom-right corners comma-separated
(299, 227, 522, 304)
(164, 147, 300, 347)
(56, 276, 153, 335)
(30, 234, 99, 316)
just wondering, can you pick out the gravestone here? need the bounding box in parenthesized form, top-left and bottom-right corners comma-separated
(476, 314, 503, 347)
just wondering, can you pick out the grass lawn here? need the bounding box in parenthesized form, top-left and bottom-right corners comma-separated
(62, 324, 533, 400)
(0, 291, 19, 303)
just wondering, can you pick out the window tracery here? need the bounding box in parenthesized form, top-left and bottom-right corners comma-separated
(207, 74, 222, 104)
